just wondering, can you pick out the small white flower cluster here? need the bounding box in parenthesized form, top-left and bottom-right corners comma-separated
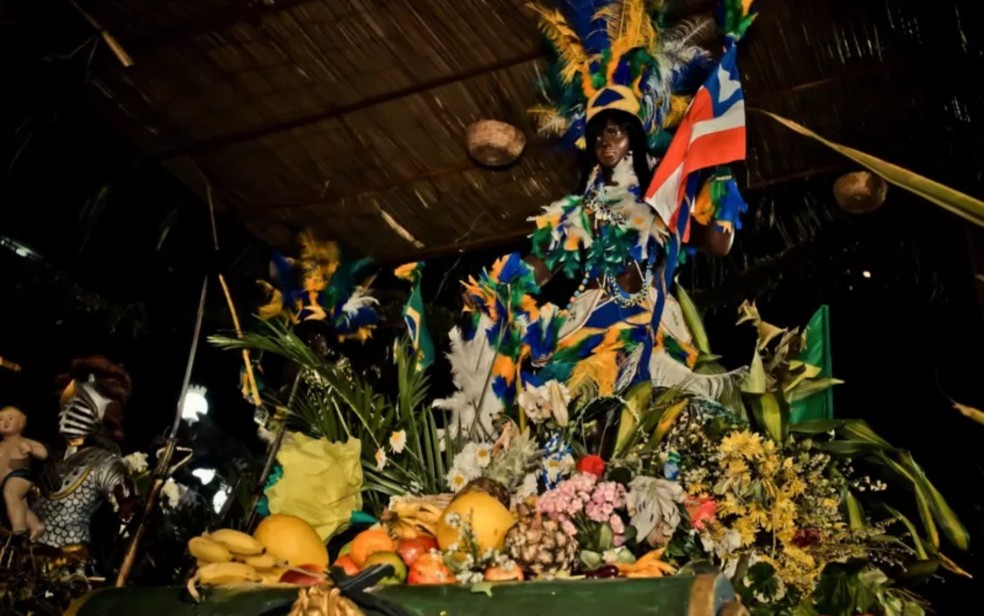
(852, 476, 888, 493)
(161, 478, 190, 511)
(445, 442, 493, 491)
(122, 451, 149, 475)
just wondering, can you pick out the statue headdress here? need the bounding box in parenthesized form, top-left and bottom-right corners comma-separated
(529, 0, 758, 153)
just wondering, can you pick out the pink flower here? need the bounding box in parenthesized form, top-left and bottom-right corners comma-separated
(561, 519, 578, 537)
(684, 496, 717, 531)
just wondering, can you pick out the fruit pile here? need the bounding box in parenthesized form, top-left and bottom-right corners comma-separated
(186, 514, 330, 597)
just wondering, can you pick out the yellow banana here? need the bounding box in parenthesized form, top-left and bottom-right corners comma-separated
(196, 562, 260, 586)
(207, 528, 265, 556)
(258, 567, 288, 584)
(188, 536, 232, 563)
(242, 552, 280, 570)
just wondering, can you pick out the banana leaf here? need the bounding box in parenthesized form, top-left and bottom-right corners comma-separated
(676, 283, 711, 354)
(740, 351, 767, 394)
(883, 503, 930, 560)
(749, 393, 786, 443)
(898, 452, 970, 551)
(761, 111, 984, 227)
(786, 377, 843, 403)
(788, 419, 847, 435)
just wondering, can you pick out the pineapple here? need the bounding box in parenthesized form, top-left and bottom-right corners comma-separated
(458, 477, 511, 508)
(504, 504, 577, 578)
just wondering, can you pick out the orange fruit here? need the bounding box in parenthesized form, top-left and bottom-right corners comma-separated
(484, 562, 524, 582)
(349, 529, 396, 567)
(407, 552, 454, 585)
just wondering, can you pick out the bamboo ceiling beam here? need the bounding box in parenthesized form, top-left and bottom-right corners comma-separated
(128, 0, 318, 53)
(148, 51, 542, 162)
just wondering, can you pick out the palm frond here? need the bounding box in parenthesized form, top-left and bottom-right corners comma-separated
(210, 321, 450, 495)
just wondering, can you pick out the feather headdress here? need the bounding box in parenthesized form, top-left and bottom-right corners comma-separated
(529, 0, 757, 152)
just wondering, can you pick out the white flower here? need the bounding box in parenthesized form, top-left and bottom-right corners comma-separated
(447, 468, 470, 492)
(517, 380, 570, 426)
(513, 473, 539, 503)
(713, 529, 742, 559)
(542, 453, 574, 483)
(122, 452, 149, 475)
(375, 447, 387, 471)
(436, 428, 447, 452)
(389, 430, 407, 454)
(453, 442, 484, 477)
(625, 476, 685, 544)
(474, 443, 492, 469)
(161, 478, 186, 511)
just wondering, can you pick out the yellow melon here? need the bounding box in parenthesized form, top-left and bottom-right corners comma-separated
(253, 514, 329, 569)
(435, 491, 515, 554)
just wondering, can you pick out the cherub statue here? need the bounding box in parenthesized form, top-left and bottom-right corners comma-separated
(0, 406, 48, 540)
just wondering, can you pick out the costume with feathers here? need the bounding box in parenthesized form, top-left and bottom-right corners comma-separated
(440, 0, 757, 434)
(256, 231, 380, 343)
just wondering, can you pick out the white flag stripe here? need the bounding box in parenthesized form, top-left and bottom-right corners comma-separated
(646, 163, 684, 223)
(688, 101, 746, 143)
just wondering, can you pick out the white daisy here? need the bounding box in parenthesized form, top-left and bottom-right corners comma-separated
(436, 428, 447, 452)
(389, 430, 407, 454)
(447, 468, 469, 492)
(375, 447, 387, 471)
(474, 443, 492, 468)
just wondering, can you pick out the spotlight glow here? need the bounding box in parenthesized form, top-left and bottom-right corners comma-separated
(181, 385, 209, 423)
(192, 468, 217, 485)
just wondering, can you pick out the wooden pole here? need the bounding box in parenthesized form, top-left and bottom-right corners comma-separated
(244, 372, 302, 531)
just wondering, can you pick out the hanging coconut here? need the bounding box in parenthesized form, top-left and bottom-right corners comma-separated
(833, 171, 888, 213)
(465, 120, 526, 167)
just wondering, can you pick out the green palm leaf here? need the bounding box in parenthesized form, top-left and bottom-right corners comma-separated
(760, 111, 984, 226)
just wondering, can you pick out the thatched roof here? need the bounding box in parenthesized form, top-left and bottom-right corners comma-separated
(79, 0, 974, 262)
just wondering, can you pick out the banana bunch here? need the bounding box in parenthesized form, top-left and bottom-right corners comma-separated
(187, 528, 288, 592)
(381, 494, 452, 539)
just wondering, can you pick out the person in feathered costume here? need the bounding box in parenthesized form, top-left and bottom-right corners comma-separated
(443, 0, 758, 436)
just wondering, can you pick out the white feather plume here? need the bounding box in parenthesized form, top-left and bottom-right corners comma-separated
(339, 287, 379, 321)
(432, 317, 504, 440)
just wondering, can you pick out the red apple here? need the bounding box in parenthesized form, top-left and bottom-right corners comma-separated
(396, 536, 439, 567)
(279, 563, 326, 586)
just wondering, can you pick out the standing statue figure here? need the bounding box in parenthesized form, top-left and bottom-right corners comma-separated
(439, 0, 756, 438)
(32, 356, 136, 550)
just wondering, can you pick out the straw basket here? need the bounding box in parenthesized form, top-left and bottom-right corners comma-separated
(465, 120, 527, 167)
(833, 171, 888, 213)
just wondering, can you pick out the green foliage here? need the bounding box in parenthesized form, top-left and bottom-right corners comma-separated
(210, 320, 454, 497)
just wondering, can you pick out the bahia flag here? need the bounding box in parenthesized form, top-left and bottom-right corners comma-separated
(644, 42, 748, 239)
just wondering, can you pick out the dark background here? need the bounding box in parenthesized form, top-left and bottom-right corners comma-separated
(1, 0, 982, 611)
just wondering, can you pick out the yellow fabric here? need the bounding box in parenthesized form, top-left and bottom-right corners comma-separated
(587, 85, 642, 123)
(662, 95, 691, 129)
(267, 433, 363, 541)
